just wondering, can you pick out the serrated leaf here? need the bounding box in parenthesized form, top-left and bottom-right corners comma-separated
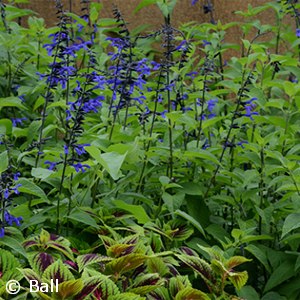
(228, 271, 249, 290)
(226, 256, 252, 269)
(56, 279, 83, 299)
(77, 254, 112, 272)
(129, 285, 159, 295)
(107, 244, 136, 258)
(78, 269, 120, 300)
(146, 257, 169, 277)
(175, 254, 215, 288)
(105, 253, 146, 275)
(27, 252, 54, 274)
(0, 249, 22, 281)
(108, 293, 145, 300)
(175, 287, 210, 300)
(18, 268, 41, 283)
(42, 260, 74, 284)
(169, 275, 191, 298)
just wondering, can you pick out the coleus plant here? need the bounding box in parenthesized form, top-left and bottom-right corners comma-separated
(17, 228, 249, 299)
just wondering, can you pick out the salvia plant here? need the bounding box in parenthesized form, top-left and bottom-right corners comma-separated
(1, 0, 300, 299)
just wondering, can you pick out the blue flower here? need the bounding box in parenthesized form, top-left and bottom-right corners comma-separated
(191, 0, 199, 5)
(82, 96, 104, 113)
(11, 184, 22, 195)
(44, 161, 57, 170)
(4, 189, 9, 199)
(0, 228, 5, 238)
(186, 71, 198, 79)
(13, 172, 20, 181)
(237, 140, 248, 149)
(244, 104, 259, 120)
(74, 144, 90, 156)
(64, 145, 69, 155)
(202, 40, 211, 46)
(11, 117, 27, 127)
(72, 163, 90, 173)
(176, 40, 188, 51)
(207, 99, 218, 113)
(243, 98, 258, 120)
(296, 28, 300, 38)
(4, 211, 22, 226)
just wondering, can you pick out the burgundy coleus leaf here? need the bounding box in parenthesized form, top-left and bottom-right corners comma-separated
(19, 268, 42, 285)
(23, 239, 39, 249)
(75, 273, 119, 300)
(179, 246, 198, 256)
(28, 252, 55, 274)
(42, 260, 74, 284)
(64, 260, 79, 271)
(47, 240, 74, 260)
(77, 254, 112, 272)
(75, 283, 99, 300)
(175, 254, 216, 288)
(107, 244, 136, 258)
(50, 233, 59, 241)
(131, 273, 161, 287)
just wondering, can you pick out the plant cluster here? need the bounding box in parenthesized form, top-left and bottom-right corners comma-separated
(1, 0, 300, 299)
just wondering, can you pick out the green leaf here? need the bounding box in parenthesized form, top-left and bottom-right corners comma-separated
(0, 119, 12, 135)
(56, 279, 84, 299)
(264, 260, 295, 292)
(105, 253, 146, 275)
(86, 146, 127, 180)
(67, 208, 99, 229)
(175, 287, 210, 300)
(281, 213, 300, 239)
(42, 260, 74, 283)
(175, 254, 214, 288)
(183, 150, 220, 165)
(0, 96, 27, 110)
(162, 192, 185, 215)
(108, 293, 145, 300)
(226, 256, 251, 269)
(31, 168, 54, 180)
(77, 254, 111, 272)
(27, 252, 54, 274)
(0, 249, 22, 281)
(238, 285, 260, 300)
(245, 244, 271, 273)
(0, 235, 27, 258)
(146, 257, 169, 277)
(175, 210, 206, 237)
(134, 0, 157, 14)
(0, 151, 8, 174)
(228, 271, 249, 290)
(113, 200, 150, 224)
(17, 178, 48, 200)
